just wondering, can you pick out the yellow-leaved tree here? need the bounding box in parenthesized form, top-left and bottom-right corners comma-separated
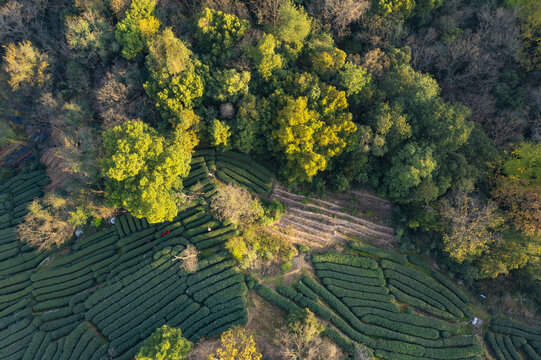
(209, 327, 262, 360)
(273, 74, 356, 182)
(101, 120, 197, 223)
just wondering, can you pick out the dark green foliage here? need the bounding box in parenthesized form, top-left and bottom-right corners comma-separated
(321, 277, 389, 294)
(316, 269, 386, 286)
(312, 252, 379, 269)
(361, 314, 440, 339)
(431, 271, 470, 304)
(314, 261, 384, 278)
(256, 284, 300, 313)
(326, 284, 395, 303)
(321, 328, 356, 354)
(388, 285, 455, 320)
(349, 241, 408, 264)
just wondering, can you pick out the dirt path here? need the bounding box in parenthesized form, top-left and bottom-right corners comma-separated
(269, 185, 396, 249)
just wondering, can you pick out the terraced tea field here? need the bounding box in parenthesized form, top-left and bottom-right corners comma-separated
(2, 154, 541, 360)
(0, 157, 261, 359)
(252, 242, 541, 360)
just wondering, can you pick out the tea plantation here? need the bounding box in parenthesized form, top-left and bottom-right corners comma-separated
(2, 154, 541, 360)
(252, 242, 541, 360)
(0, 152, 268, 359)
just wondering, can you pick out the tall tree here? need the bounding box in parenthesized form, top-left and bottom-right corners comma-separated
(101, 120, 196, 223)
(136, 325, 192, 360)
(2, 41, 50, 91)
(209, 327, 262, 360)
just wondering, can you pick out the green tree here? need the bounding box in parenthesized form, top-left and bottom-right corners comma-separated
(2, 41, 50, 91)
(359, 63, 472, 204)
(65, 9, 115, 59)
(492, 142, 541, 237)
(338, 62, 371, 96)
(374, 0, 415, 18)
(115, 0, 160, 59)
(248, 34, 283, 80)
(273, 1, 312, 45)
(136, 325, 192, 360)
(208, 69, 251, 103)
(209, 118, 232, 150)
(144, 29, 203, 128)
(311, 47, 346, 79)
(195, 8, 250, 64)
(272, 73, 356, 182)
(232, 94, 269, 154)
(102, 120, 197, 223)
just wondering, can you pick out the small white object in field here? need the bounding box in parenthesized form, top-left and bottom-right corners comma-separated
(480, 294, 486, 299)
(110, 217, 116, 224)
(208, 227, 212, 232)
(75, 228, 83, 237)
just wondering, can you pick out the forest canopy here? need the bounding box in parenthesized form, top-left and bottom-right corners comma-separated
(0, 0, 539, 309)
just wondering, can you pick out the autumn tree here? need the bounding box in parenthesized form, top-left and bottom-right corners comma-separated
(438, 189, 504, 263)
(209, 327, 262, 360)
(492, 142, 541, 237)
(208, 69, 251, 103)
(144, 28, 203, 128)
(277, 309, 338, 360)
(2, 41, 50, 91)
(209, 119, 232, 150)
(17, 196, 74, 250)
(272, 73, 356, 182)
(101, 120, 196, 223)
(195, 8, 250, 64)
(136, 325, 192, 360)
(115, 0, 160, 59)
(306, 0, 369, 37)
(65, 9, 115, 60)
(272, 1, 312, 45)
(247, 34, 283, 80)
(211, 183, 263, 226)
(174, 244, 199, 273)
(374, 0, 415, 18)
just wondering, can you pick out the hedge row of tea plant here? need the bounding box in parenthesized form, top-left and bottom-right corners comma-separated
(0, 164, 251, 359)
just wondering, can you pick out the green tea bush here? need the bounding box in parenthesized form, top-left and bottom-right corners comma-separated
(349, 241, 408, 264)
(256, 284, 300, 313)
(326, 284, 394, 303)
(314, 262, 384, 278)
(361, 314, 440, 339)
(312, 252, 378, 269)
(316, 269, 386, 286)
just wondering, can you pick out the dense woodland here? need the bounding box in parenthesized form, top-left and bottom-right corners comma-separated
(0, 0, 540, 355)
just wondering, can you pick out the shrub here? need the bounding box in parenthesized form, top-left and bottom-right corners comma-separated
(211, 183, 263, 226)
(256, 284, 300, 313)
(312, 252, 378, 269)
(321, 328, 356, 354)
(361, 314, 440, 339)
(387, 284, 455, 320)
(193, 274, 244, 302)
(326, 284, 395, 303)
(281, 261, 292, 273)
(316, 269, 386, 286)
(349, 241, 408, 264)
(314, 261, 384, 278)
(136, 325, 192, 360)
(321, 277, 389, 295)
(204, 282, 247, 307)
(423, 344, 484, 359)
